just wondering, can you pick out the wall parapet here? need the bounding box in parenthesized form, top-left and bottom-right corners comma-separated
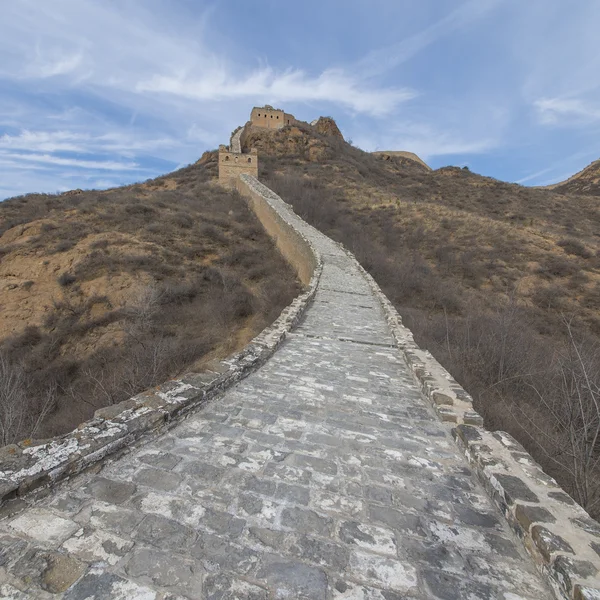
(237, 174, 317, 286)
(346, 249, 600, 599)
(230, 126, 243, 154)
(0, 178, 322, 512)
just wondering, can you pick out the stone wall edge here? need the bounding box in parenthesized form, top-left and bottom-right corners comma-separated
(0, 175, 322, 512)
(339, 245, 600, 599)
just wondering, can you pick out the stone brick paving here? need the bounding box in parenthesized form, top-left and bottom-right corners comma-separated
(0, 192, 553, 599)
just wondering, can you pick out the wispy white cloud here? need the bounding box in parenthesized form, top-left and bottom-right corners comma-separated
(356, 0, 502, 77)
(0, 1, 412, 118)
(0, 130, 182, 158)
(534, 97, 600, 125)
(355, 119, 497, 161)
(26, 50, 85, 79)
(515, 167, 555, 185)
(1, 0, 599, 199)
(0, 152, 142, 171)
(137, 68, 416, 117)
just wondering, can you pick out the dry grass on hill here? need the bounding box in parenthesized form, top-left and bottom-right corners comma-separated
(0, 151, 301, 442)
(546, 158, 600, 196)
(249, 122, 600, 517)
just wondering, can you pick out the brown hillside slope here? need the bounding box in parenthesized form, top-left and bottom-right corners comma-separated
(243, 121, 600, 516)
(372, 150, 431, 171)
(0, 152, 301, 442)
(545, 158, 600, 196)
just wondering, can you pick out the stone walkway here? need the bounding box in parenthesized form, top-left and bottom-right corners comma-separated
(0, 193, 552, 599)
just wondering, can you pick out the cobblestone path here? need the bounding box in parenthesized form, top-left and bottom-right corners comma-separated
(0, 191, 552, 599)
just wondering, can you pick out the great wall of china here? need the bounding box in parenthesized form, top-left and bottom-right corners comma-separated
(0, 108, 599, 599)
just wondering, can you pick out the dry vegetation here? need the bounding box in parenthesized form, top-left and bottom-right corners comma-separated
(248, 122, 600, 517)
(0, 151, 301, 443)
(547, 158, 600, 196)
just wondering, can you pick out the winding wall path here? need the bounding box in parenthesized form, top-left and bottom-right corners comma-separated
(0, 179, 553, 599)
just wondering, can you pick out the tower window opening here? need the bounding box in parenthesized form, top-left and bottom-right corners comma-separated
(247, 158, 252, 163)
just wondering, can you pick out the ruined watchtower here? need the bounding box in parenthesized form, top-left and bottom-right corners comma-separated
(218, 106, 299, 186)
(250, 105, 297, 130)
(218, 145, 258, 186)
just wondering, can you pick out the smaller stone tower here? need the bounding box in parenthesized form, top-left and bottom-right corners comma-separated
(218, 145, 258, 187)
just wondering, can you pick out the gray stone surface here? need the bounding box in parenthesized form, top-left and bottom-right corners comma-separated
(0, 179, 552, 599)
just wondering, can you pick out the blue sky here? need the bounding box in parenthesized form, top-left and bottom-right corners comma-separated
(1, 0, 599, 200)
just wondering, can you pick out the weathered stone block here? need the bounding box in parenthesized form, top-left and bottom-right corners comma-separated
(452, 424, 483, 445)
(84, 477, 137, 505)
(574, 584, 600, 600)
(514, 504, 556, 531)
(62, 568, 157, 599)
(256, 555, 328, 600)
(548, 491, 576, 505)
(531, 525, 574, 562)
(463, 411, 484, 426)
(9, 509, 79, 545)
(493, 474, 539, 504)
(0, 481, 19, 504)
(123, 409, 166, 435)
(436, 406, 458, 423)
(204, 573, 268, 600)
(552, 555, 598, 595)
(94, 398, 139, 421)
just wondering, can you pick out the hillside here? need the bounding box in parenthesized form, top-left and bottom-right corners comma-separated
(242, 120, 600, 516)
(372, 150, 432, 171)
(0, 152, 301, 442)
(546, 158, 600, 196)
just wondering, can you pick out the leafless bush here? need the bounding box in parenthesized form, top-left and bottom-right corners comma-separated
(558, 238, 592, 259)
(0, 354, 56, 445)
(537, 256, 582, 279)
(57, 272, 77, 287)
(511, 321, 600, 513)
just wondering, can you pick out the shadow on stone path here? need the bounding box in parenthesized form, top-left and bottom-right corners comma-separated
(0, 187, 552, 599)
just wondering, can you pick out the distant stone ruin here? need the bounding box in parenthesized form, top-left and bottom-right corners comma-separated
(219, 106, 301, 185)
(218, 145, 258, 186)
(250, 105, 298, 130)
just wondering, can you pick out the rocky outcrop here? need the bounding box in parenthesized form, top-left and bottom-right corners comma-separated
(241, 123, 336, 162)
(312, 116, 344, 140)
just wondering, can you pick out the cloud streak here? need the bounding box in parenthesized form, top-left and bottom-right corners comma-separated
(534, 97, 600, 125)
(356, 0, 502, 78)
(137, 68, 416, 117)
(0, 152, 142, 171)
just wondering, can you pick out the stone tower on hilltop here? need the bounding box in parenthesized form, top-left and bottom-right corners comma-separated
(218, 105, 299, 186)
(250, 105, 297, 130)
(218, 145, 258, 186)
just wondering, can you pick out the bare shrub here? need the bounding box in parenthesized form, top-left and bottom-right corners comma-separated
(510, 322, 600, 512)
(57, 272, 76, 287)
(0, 354, 57, 445)
(537, 256, 582, 279)
(0, 157, 300, 439)
(558, 238, 592, 258)
(264, 165, 600, 519)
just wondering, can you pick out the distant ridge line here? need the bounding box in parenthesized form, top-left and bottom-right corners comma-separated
(372, 150, 431, 171)
(539, 158, 600, 190)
